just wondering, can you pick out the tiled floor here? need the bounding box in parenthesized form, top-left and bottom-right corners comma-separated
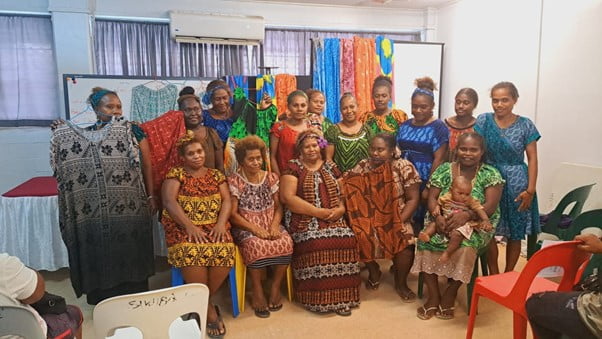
(42, 244, 532, 339)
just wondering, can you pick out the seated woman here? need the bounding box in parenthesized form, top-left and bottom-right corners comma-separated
(228, 135, 294, 318)
(280, 129, 361, 316)
(344, 133, 421, 301)
(161, 133, 234, 338)
(325, 93, 373, 172)
(411, 132, 504, 320)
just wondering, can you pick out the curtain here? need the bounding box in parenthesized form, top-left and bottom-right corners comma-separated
(94, 20, 259, 77)
(264, 28, 419, 76)
(0, 15, 60, 124)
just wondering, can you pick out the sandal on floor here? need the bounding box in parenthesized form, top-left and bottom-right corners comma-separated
(435, 305, 455, 320)
(254, 307, 270, 318)
(208, 305, 226, 338)
(335, 307, 352, 317)
(365, 270, 382, 290)
(397, 289, 417, 303)
(268, 303, 283, 312)
(416, 305, 439, 320)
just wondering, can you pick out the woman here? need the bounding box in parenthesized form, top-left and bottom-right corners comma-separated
(280, 129, 361, 316)
(411, 132, 504, 320)
(306, 88, 333, 132)
(202, 80, 236, 143)
(344, 133, 421, 301)
(269, 90, 311, 175)
(141, 87, 224, 206)
(397, 77, 449, 227)
(228, 135, 294, 318)
(161, 134, 234, 338)
(50, 87, 155, 305)
(325, 93, 373, 172)
(445, 88, 478, 161)
(474, 81, 541, 274)
(362, 75, 408, 134)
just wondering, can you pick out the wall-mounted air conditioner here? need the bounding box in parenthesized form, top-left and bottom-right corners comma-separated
(169, 11, 265, 45)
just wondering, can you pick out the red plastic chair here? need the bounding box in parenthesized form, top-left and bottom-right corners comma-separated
(466, 241, 591, 339)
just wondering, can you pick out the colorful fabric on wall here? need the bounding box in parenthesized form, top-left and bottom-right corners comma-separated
(312, 38, 341, 123)
(275, 74, 297, 116)
(256, 74, 276, 108)
(130, 83, 178, 123)
(341, 38, 356, 95)
(225, 75, 249, 99)
(376, 36, 394, 78)
(353, 37, 378, 118)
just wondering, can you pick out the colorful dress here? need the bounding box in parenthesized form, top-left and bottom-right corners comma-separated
(363, 109, 408, 134)
(474, 113, 541, 240)
(411, 162, 504, 283)
(161, 167, 235, 268)
(203, 110, 234, 143)
(130, 84, 178, 122)
(444, 118, 475, 161)
(270, 120, 310, 172)
(344, 159, 421, 261)
(228, 172, 293, 268)
(284, 160, 361, 312)
(324, 124, 373, 172)
(50, 119, 155, 298)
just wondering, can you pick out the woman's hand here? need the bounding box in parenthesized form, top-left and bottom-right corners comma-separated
(259, 93, 272, 110)
(480, 220, 493, 232)
(253, 226, 271, 239)
(268, 225, 282, 239)
(445, 211, 471, 231)
(210, 224, 229, 243)
(316, 208, 332, 220)
(325, 206, 345, 222)
(185, 225, 208, 243)
(148, 197, 159, 215)
(515, 191, 534, 211)
(50, 119, 65, 131)
(575, 234, 602, 254)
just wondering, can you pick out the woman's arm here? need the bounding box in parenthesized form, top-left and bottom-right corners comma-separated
(269, 192, 284, 238)
(427, 186, 447, 231)
(162, 178, 207, 243)
(269, 134, 281, 176)
(280, 174, 329, 219)
(400, 182, 421, 224)
(516, 141, 538, 211)
(138, 138, 157, 213)
(325, 144, 335, 163)
(230, 196, 270, 239)
(210, 182, 232, 242)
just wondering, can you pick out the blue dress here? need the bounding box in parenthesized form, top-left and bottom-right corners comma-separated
(202, 110, 234, 143)
(397, 119, 449, 227)
(474, 113, 541, 240)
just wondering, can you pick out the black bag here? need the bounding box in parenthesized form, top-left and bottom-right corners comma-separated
(574, 268, 601, 293)
(31, 292, 67, 315)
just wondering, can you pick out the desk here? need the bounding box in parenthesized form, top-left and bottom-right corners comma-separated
(0, 177, 167, 271)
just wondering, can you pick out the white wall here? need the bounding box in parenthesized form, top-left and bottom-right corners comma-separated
(436, 0, 602, 210)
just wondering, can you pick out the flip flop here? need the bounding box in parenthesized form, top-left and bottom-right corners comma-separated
(268, 303, 283, 312)
(254, 307, 270, 318)
(416, 305, 439, 320)
(335, 307, 352, 317)
(435, 305, 455, 320)
(397, 289, 417, 303)
(206, 321, 224, 339)
(365, 270, 382, 290)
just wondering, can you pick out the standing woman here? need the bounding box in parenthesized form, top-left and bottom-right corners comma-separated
(228, 135, 294, 318)
(50, 87, 155, 305)
(280, 129, 361, 316)
(397, 77, 449, 227)
(269, 90, 311, 175)
(362, 75, 408, 134)
(325, 93, 373, 172)
(202, 80, 236, 143)
(475, 81, 540, 274)
(344, 133, 421, 301)
(445, 88, 478, 161)
(306, 88, 333, 132)
(161, 134, 234, 338)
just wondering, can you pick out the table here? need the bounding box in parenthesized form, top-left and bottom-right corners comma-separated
(0, 177, 167, 271)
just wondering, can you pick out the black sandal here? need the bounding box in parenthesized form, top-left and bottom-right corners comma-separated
(254, 306, 270, 318)
(207, 305, 226, 338)
(268, 303, 283, 312)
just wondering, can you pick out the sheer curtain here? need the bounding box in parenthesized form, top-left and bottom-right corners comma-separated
(263, 28, 420, 75)
(0, 15, 60, 125)
(94, 20, 259, 77)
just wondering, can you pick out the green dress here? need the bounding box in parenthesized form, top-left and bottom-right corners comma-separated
(410, 162, 505, 283)
(324, 124, 373, 172)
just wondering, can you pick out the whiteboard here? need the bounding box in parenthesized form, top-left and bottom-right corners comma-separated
(393, 42, 444, 117)
(63, 75, 213, 125)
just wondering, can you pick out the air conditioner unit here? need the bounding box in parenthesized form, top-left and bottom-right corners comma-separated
(169, 11, 265, 45)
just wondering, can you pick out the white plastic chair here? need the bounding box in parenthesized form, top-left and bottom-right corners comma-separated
(0, 305, 46, 339)
(93, 283, 210, 339)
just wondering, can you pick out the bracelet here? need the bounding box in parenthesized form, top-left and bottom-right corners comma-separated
(147, 195, 156, 200)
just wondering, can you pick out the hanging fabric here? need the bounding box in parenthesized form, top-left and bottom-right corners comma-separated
(376, 36, 395, 108)
(256, 74, 276, 108)
(275, 74, 297, 117)
(130, 83, 178, 122)
(225, 75, 250, 99)
(353, 37, 378, 117)
(312, 38, 341, 124)
(340, 38, 356, 95)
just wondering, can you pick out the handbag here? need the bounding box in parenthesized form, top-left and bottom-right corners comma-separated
(31, 292, 67, 315)
(574, 268, 601, 293)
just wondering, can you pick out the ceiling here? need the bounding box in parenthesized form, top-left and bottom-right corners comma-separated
(238, 0, 456, 9)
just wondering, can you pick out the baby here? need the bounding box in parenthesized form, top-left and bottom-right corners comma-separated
(419, 176, 492, 263)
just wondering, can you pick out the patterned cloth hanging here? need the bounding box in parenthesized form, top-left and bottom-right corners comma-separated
(341, 38, 356, 95)
(275, 74, 297, 117)
(376, 36, 395, 108)
(225, 75, 249, 99)
(353, 37, 378, 118)
(256, 74, 276, 108)
(130, 84, 178, 122)
(313, 38, 341, 124)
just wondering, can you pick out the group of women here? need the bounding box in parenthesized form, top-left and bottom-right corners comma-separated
(51, 74, 540, 338)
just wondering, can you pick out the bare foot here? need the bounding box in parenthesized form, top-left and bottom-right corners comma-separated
(418, 232, 431, 242)
(268, 285, 283, 311)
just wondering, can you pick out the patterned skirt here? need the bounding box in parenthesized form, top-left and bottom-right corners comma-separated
(290, 220, 361, 312)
